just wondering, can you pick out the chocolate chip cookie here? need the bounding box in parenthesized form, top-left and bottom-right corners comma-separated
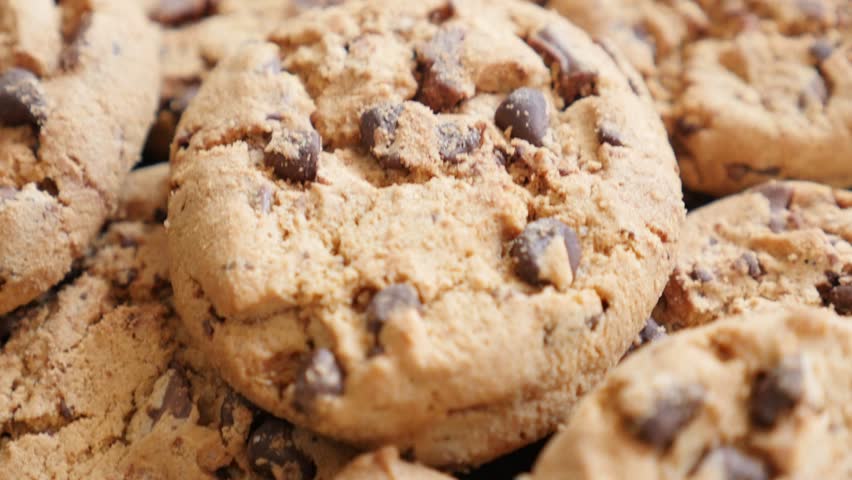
(654, 181, 852, 330)
(531, 305, 852, 479)
(542, 0, 852, 195)
(168, 0, 683, 467)
(0, 0, 159, 315)
(0, 166, 354, 479)
(139, 0, 341, 164)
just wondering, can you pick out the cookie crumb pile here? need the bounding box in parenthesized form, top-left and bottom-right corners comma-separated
(1, 0, 850, 479)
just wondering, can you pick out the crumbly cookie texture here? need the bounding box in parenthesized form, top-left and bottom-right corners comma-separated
(168, 0, 683, 467)
(0, 166, 354, 480)
(543, 0, 852, 195)
(0, 0, 160, 315)
(654, 181, 852, 329)
(139, 0, 341, 163)
(334, 447, 453, 480)
(530, 305, 852, 479)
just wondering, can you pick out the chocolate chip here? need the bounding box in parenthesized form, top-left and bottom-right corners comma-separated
(510, 218, 581, 286)
(437, 123, 483, 163)
(528, 27, 598, 106)
(293, 348, 343, 410)
(366, 284, 421, 334)
(676, 116, 703, 136)
(360, 104, 404, 168)
(59, 398, 74, 420)
(0, 314, 16, 345)
(598, 124, 624, 147)
(690, 267, 714, 283)
(151, 0, 214, 26)
(148, 371, 193, 423)
(740, 252, 763, 280)
(753, 183, 793, 210)
(416, 27, 470, 112)
(825, 285, 852, 315)
(638, 318, 666, 344)
(220, 391, 252, 429)
(633, 384, 704, 449)
(625, 318, 667, 356)
(495, 88, 549, 146)
(750, 356, 804, 428)
(247, 418, 317, 480)
(265, 130, 321, 183)
(0, 68, 47, 128)
(704, 447, 769, 480)
(36, 178, 59, 197)
(810, 39, 834, 62)
(428, 2, 455, 23)
(154, 208, 168, 223)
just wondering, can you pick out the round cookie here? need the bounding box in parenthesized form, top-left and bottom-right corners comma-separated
(654, 181, 852, 330)
(541, 0, 852, 195)
(0, 166, 354, 479)
(335, 447, 453, 480)
(0, 0, 160, 315)
(530, 305, 852, 479)
(168, 0, 683, 467)
(139, 0, 341, 163)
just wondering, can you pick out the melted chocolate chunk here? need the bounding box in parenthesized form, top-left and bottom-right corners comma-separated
(151, 0, 215, 27)
(366, 284, 421, 334)
(247, 417, 317, 480)
(633, 384, 704, 449)
(437, 123, 483, 162)
(360, 104, 404, 168)
(510, 218, 581, 286)
(148, 371, 193, 423)
(740, 252, 764, 280)
(624, 318, 667, 356)
(528, 27, 598, 106)
(293, 348, 343, 410)
(0, 69, 47, 128)
(598, 124, 625, 147)
(495, 88, 549, 146)
(817, 271, 852, 315)
(416, 27, 470, 112)
(750, 356, 804, 428)
(265, 130, 321, 183)
(810, 39, 834, 62)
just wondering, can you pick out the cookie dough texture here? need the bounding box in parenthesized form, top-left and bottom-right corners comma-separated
(543, 0, 852, 195)
(655, 181, 852, 330)
(0, 0, 160, 315)
(531, 306, 852, 479)
(334, 447, 453, 480)
(0, 166, 353, 480)
(168, 0, 683, 467)
(139, 0, 341, 163)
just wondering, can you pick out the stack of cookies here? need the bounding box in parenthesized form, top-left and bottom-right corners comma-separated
(0, 0, 848, 478)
